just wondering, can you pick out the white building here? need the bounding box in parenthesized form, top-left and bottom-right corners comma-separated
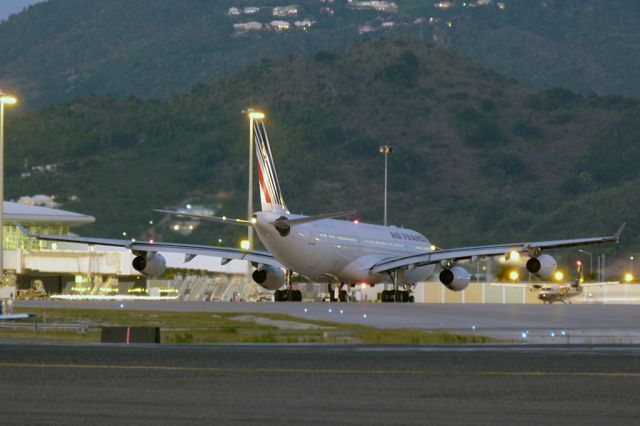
(2, 202, 248, 299)
(16, 194, 58, 209)
(244, 7, 261, 14)
(358, 24, 376, 34)
(347, 1, 398, 13)
(273, 5, 299, 17)
(434, 1, 454, 9)
(233, 21, 263, 33)
(294, 19, 315, 29)
(270, 20, 291, 31)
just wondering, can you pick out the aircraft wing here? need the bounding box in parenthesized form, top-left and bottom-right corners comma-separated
(371, 224, 625, 274)
(17, 225, 280, 267)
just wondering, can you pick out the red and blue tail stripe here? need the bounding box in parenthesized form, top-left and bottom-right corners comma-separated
(254, 120, 288, 213)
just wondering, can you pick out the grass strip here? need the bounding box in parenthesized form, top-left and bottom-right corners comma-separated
(3, 307, 495, 344)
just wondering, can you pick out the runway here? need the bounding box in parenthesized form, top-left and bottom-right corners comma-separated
(17, 300, 640, 343)
(1, 343, 639, 425)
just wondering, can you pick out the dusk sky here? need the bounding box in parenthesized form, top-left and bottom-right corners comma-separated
(0, 0, 45, 22)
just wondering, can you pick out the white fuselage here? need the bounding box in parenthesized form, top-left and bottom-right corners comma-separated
(253, 211, 435, 284)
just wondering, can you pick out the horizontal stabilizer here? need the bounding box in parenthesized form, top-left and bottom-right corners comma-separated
(154, 209, 252, 226)
(270, 210, 355, 237)
(614, 222, 626, 241)
(270, 210, 355, 227)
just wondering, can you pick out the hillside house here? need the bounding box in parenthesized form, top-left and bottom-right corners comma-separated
(270, 20, 291, 30)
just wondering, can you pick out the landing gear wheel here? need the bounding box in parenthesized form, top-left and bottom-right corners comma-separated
(274, 269, 303, 302)
(274, 289, 302, 302)
(381, 290, 411, 302)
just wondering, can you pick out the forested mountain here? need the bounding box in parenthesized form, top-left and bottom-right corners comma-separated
(4, 39, 638, 252)
(0, 0, 638, 108)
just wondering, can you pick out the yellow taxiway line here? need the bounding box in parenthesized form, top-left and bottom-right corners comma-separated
(0, 362, 639, 378)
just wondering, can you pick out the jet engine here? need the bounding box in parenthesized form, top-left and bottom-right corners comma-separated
(252, 265, 285, 290)
(273, 216, 290, 237)
(439, 266, 470, 292)
(132, 252, 166, 277)
(526, 254, 557, 281)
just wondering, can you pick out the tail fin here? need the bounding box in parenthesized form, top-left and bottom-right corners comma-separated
(253, 120, 289, 213)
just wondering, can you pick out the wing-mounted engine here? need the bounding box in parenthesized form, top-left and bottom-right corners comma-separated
(526, 253, 557, 280)
(439, 266, 470, 291)
(252, 265, 285, 290)
(132, 252, 166, 277)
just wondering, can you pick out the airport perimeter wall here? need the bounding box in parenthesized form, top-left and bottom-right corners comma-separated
(352, 282, 639, 304)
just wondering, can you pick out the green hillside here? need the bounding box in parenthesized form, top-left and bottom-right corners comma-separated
(0, 0, 638, 108)
(447, 0, 640, 98)
(4, 39, 638, 253)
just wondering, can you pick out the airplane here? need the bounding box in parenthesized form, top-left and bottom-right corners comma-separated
(498, 262, 618, 304)
(18, 115, 626, 302)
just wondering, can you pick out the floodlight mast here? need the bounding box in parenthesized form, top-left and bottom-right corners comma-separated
(0, 93, 17, 284)
(379, 145, 394, 226)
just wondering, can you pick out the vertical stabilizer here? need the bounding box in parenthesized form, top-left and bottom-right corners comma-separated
(253, 120, 289, 213)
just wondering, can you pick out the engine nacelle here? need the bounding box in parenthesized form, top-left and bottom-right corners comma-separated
(439, 266, 470, 292)
(132, 252, 166, 277)
(526, 254, 557, 281)
(252, 265, 285, 290)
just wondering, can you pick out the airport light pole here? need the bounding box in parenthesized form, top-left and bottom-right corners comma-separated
(379, 145, 394, 227)
(0, 93, 17, 285)
(578, 249, 593, 279)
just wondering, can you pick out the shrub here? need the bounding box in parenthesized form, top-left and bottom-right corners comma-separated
(450, 107, 503, 147)
(526, 88, 583, 111)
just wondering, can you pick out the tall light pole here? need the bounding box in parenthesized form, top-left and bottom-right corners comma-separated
(578, 249, 593, 279)
(0, 92, 17, 285)
(379, 145, 394, 226)
(246, 109, 264, 251)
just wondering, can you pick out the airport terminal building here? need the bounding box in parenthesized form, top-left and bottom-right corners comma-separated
(2, 202, 249, 301)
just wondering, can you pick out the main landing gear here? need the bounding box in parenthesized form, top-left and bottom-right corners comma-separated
(381, 269, 414, 303)
(380, 289, 413, 303)
(274, 289, 302, 302)
(274, 269, 302, 302)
